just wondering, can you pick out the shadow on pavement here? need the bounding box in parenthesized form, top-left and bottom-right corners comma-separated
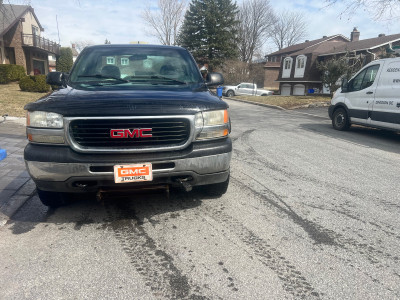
(300, 122, 400, 155)
(7, 187, 218, 234)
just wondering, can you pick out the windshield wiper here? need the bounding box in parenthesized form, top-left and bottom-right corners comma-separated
(129, 75, 187, 85)
(77, 74, 129, 83)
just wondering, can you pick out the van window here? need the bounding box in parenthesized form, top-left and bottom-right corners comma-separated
(348, 64, 380, 92)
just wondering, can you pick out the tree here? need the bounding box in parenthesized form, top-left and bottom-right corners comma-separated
(325, 0, 400, 20)
(105, 39, 111, 44)
(270, 11, 307, 50)
(56, 47, 73, 72)
(178, 0, 239, 70)
(220, 59, 264, 86)
(142, 0, 186, 45)
(316, 53, 364, 95)
(237, 0, 275, 63)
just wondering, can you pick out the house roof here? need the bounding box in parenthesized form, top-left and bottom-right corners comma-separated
(267, 35, 349, 56)
(0, 4, 44, 36)
(319, 33, 400, 56)
(290, 41, 349, 56)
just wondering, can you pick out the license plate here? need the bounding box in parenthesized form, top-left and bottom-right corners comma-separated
(114, 163, 153, 183)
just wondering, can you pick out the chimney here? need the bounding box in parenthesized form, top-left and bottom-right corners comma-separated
(72, 44, 76, 48)
(305, 40, 309, 42)
(351, 27, 360, 42)
(378, 33, 385, 37)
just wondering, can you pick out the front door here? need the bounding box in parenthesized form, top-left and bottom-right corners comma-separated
(33, 60, 45, 75)
(344, 64, 380, 125)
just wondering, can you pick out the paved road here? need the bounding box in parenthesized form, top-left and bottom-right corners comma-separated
(1, 100, 400, 299)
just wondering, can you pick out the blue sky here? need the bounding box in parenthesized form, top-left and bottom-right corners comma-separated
(8, 0, 400, 53)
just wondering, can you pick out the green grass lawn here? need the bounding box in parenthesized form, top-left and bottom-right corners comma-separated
(0, 82, 45, 117)
(229, 95, 331, 109)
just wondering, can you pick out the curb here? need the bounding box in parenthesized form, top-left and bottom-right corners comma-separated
(223, 97, 330, 119)
(222, 96, 286, 110)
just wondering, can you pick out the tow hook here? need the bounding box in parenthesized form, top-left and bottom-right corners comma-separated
(176, 177, 193, 192)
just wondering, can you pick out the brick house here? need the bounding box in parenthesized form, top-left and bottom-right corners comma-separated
(265, 28, 400, 95)
(0, 4, 60, 75)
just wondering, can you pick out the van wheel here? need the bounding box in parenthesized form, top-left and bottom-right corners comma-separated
(226, 90, 234, 97)
(37, 189, 72, 208)
(332, 108, 350, 131)
(202, 174, 230, 197)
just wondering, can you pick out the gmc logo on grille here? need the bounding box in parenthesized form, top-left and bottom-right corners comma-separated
(110, 128, 153, 138)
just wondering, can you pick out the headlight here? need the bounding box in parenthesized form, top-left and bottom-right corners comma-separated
(195, 109, 230, 140)
(27, 111, 63, 128)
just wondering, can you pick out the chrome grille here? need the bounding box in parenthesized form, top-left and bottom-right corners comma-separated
(69, 118, 191, 149)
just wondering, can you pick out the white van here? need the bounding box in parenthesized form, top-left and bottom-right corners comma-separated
(329, 57, 400, 131)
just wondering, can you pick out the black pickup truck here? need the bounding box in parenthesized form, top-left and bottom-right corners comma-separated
(24, 44, 232, 207)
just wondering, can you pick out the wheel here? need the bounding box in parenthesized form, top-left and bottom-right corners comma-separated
(226, 90, 234, 97)
(202, 174, 230, 197)
(332, 108, 350, 131)
(36, 188, 72, 208)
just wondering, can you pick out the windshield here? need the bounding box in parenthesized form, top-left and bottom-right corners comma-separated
(69, 46, 203, 89)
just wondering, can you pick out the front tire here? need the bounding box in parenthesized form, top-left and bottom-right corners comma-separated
(332, 108, 350, 131)
(226, 90, 234, 97)
(37, 189, 73, 208)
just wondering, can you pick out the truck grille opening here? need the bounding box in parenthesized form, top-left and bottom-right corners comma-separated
(69, 118, 191, 149)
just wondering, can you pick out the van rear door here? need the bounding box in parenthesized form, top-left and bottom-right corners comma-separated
(370, 59, 400, 130)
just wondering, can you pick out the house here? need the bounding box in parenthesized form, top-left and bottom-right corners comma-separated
(0, 4, 60, 75)
(265, 28, 400, 95)
(71, 43, 79, 62)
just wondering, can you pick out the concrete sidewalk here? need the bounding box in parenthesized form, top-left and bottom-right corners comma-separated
(0, 118, 36, 226)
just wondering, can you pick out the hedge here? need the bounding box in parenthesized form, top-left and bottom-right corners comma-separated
(0, 64, 26, 84)
(19, 75, 50, 93)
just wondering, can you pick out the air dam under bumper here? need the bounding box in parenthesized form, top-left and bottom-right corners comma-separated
(25, 152, 231, 193)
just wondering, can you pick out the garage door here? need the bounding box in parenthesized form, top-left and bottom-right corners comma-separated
(293, 84, 305, 96)
(281, 84, 291, 96)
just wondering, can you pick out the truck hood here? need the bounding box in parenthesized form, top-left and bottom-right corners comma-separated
(24, 86, 228, 116)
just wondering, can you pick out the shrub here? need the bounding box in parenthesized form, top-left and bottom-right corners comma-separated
(0, 64, 26, 84)
(56, 47, 73, 72)
(19, 75, 50, 93)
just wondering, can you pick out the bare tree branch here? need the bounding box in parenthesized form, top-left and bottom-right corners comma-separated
(325, 0, 400, 21)
(142, 0, 186, 45)
(70, 40, 95, 52)
(270, 11, 307, 50)
(237, 0, 275, 62)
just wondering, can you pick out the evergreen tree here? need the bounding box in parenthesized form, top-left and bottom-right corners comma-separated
(178, 0, 239, 70)
(56, 47, 73, 73)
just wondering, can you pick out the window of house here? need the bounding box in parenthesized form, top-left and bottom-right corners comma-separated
(294, 55, 307, 78)
(106, 57, 115, 64)
(282, 57, 292, 78)
(32, 25, 39, 36)
(121, 57, 129, 65)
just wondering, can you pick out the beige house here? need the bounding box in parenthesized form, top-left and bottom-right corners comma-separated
(0, 4, 60, 75)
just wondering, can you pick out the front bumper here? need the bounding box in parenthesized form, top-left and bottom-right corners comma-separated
(25, 138, 232, 193)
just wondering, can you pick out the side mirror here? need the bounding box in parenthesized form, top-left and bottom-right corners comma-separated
(46, 72, 66, 86)
(341, 78, 349, 93)
(206, 72, 224, 86)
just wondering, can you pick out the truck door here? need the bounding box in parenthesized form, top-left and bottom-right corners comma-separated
(370, 60, 400, 130)
(237, 83, 252, 95)
(345, 64, 379, 125)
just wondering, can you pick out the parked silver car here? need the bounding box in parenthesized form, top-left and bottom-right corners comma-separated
(223, 83, 273, 97)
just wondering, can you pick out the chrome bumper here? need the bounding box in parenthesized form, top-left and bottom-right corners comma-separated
(25, 152, 232, 182)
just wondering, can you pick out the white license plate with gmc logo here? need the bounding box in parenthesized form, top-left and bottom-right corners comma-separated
(114, 163, 153, 183)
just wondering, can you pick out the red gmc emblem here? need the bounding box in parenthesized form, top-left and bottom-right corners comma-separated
(110, 128, 153, 138)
